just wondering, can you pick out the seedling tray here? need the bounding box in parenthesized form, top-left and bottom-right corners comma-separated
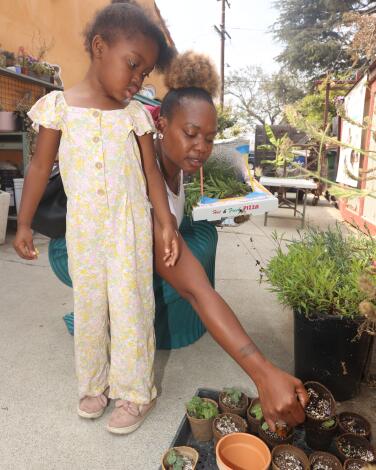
(161, 388, 337, 470)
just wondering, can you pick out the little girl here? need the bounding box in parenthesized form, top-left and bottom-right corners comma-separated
(13, 2, 179, 434)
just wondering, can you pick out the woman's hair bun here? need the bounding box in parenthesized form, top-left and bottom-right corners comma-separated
(164, 51, 219, 97)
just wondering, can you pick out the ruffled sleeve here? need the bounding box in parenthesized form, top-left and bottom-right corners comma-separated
(129, 100, 156, 136)
(27, 90, 64, 132)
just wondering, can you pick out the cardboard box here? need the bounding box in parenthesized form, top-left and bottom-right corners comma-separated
(192, 180, 278, 222)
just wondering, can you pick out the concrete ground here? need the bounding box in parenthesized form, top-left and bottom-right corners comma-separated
(1, 197, 375, 470)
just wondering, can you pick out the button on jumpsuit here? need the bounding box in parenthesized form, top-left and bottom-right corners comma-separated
(28, 91, 157, 404)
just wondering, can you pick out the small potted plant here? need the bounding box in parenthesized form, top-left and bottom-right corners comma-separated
(258, 418, 293, 449)
(186, 396, 218, 442)
(212, 412, 248, 445)
(335, 434, 375, 464)
(272, 444, 309, 470)
(338, 412, 371, 440)
(305, 416, 338, 451)
(309, 451, 343, 470)
(162, 447, 199, 470)
(344, 458, 369, 469)
(247, 397, 263, 435)
(4, 50, 15, 67)
(218, 387, 248, 416)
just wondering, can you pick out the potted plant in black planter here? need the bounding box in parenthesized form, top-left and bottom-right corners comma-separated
(218, 387, 248, 417)
(265, 225, 375, 401)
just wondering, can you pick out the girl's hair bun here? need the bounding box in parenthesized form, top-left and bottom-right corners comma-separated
(164, 51, 219, 97)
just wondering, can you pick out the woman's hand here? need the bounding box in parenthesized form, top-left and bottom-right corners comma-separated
(13, 224, 38, 260)
(255, 361, 308, 432)
(161, 223, 179, 267)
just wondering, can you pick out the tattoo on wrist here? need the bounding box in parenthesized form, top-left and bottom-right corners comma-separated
(239, 342, 257, 358)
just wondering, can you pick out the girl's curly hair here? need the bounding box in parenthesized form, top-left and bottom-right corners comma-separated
(84, 2, 174, 72)
(161, 51, 219, 119)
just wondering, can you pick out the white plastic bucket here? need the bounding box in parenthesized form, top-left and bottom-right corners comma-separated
(13, 178, 24, 214)
(0, 190, 11, 244)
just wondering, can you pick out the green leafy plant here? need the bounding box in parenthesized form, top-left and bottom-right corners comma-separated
(265, 224, 376, 319)
(261, 421, 269, 431)
(321, 418, 336, 429)
(166, 449, 185, 470)
(184, 159, 250, 214)
(250, 403, 263, 420)
(186, 396, 218, 420)
(222, 387, 243, 407)
(258, 123, 295, 177)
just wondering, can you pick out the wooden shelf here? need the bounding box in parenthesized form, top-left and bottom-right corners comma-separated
(0, 66, 63, 91)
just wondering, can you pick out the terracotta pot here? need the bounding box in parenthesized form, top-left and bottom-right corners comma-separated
(338, 412, 372, 440)
(218, 391, 249, 417)
(309, 451, 343, 470)
(216, 432, 271, 470)
(247, 397, 263, 435)
(21, 66, 29, 75)
(343, 457, 369, 469)
(212, 412, 248, 445)
(162, 446, 199, 470)
(304, 381, 336, 427)
(272, 444, 309, 470)
(258, 418, 293, 449)
(334, 433, 375, 464)
(305, 415, 338, 451)
(186, 398, 218, 442)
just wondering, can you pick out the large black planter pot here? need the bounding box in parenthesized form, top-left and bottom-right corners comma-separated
(294, 310, 373, 401)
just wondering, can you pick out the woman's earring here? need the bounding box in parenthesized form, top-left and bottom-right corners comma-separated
(157, 132, 164, 140)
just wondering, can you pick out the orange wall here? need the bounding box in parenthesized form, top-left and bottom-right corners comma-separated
(0, 0, 169, 98)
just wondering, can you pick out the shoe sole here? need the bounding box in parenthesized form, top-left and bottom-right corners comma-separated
(106, 400, 156, 435)
(77, 406, 106, 419)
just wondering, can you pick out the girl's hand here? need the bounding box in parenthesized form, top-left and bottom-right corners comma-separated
(13, 225, 38, 260)
(161, 224, 179, 267)
(255, 361, 308, 432)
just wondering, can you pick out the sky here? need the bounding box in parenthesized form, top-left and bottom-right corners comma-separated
(157, 0, 282, 74)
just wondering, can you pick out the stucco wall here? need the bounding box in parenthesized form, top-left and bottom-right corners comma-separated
(0, 0, 169, 97)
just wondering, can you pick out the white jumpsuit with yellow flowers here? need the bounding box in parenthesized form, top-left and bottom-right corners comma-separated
(28, 91, 157, 404)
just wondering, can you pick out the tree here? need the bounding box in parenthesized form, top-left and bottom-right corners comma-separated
(273, 0, 375, 79)
(225, 66, 304, 127)
(344, 11, 376, 66)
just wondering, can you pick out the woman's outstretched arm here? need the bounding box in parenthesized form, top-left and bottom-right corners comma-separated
(153, 218, 308, 430)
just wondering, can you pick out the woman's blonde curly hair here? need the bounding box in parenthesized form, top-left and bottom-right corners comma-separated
(164, 51, 219, 97)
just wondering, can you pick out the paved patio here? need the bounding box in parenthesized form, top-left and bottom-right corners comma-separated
(1, 198, 375, 469)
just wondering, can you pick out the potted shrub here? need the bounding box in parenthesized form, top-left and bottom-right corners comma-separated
(218, 387, 248, 416)
(265, 225, 375, 401)
(162, 447, 199, 470)
(271, 444, 309, 470)
(344, 458, 369, 469)
(4, 50, 15, 67)
(212, 412, 247, 445)
(334, 434, 375, 464)
(338, 412, 371, 440)
(216, 433, 271, 470)
(309, 451, 343, 470)
(247, 397, 263, 435)
(186, 396, 218, 442)
(258, 418, 293, 449)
